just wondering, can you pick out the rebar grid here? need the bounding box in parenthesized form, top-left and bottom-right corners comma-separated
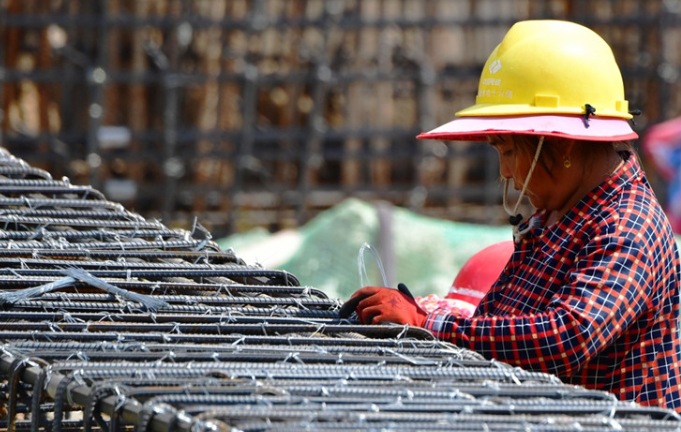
(0, 148, 677, 432)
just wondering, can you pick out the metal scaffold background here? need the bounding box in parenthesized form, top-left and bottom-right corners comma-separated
(0, 0, 679, 237)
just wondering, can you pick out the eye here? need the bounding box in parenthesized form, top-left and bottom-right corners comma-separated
(498, 146, 514, 158)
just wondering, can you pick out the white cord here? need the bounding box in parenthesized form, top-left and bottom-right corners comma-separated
(502, 136, 544, 240)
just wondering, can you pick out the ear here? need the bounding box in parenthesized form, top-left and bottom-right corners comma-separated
(561, 139, 577, 159)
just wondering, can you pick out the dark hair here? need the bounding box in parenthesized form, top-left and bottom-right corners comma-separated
(509, 135, 634, 179)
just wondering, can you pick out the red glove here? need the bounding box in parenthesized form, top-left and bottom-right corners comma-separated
(342, 286, 428, 327)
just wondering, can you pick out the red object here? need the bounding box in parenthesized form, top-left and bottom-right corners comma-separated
(446, 241, 514, 306)
(642, 116, 681, 180)
(348, 286, 427, 327)
(641, 116, 681, 233)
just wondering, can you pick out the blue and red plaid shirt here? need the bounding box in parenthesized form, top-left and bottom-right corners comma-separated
(425, 152, 681, 411)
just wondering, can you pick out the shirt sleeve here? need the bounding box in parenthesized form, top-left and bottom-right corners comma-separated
(424, 233, 654, 377)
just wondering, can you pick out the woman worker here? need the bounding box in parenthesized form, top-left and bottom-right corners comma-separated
(343, 20, 681, 412)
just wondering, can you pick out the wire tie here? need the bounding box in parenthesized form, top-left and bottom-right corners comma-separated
(216, 284, 231, 297)
(292, 298, 309, 311)
(98, 312, 114, 322)
(116, 234, 125, 251)
(160, 351, 176, 365)
(0, 345, 14, 358)
(508, 370, 522, 386)
(307, 322, 326, 338)
(43, 320, 64, 333)
(269, 305, 283, 318)
(230, 310, 244, 322)
(58, 237, 69, 249)
(30, 226, 43, 240)
(73, 369, 87, 387)
(150, 283, 160, 295)
(396, 325, 410, 340)
(58, 292, 73, 305)
(114, 387, 127, 412)
(190, 217, 199, 238)
(171, 322, 182, 334)
(444, 357, 465, 368)
(308, 344, 327, 355)
(194, 239, 207, 251)
(67, 350, 88, 362)
(283, 352, 304, 365)
(606, 417, 624, 430)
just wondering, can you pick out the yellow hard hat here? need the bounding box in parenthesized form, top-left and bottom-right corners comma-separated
(418, 20, 638, 142)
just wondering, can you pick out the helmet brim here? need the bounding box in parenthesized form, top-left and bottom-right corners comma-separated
(417, 115, 638, 142)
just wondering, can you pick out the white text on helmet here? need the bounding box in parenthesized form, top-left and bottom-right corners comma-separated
(478, 89, 513, 99)
(489, 59, 502, 74)
(482, 78, 502, 86)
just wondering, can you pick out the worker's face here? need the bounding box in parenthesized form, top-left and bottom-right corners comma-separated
(489, 135, 557, 211)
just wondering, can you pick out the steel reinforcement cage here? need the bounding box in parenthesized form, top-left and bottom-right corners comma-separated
(1, 0, 680, 238)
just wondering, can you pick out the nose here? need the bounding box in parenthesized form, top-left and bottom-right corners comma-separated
(499, 166, 512, 180)
(498, 158, 513, 180)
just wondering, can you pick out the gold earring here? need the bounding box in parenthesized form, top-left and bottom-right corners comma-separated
(564, 158, 572, 169)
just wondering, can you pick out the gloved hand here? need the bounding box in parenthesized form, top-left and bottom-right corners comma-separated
(340, 286, 428, 327)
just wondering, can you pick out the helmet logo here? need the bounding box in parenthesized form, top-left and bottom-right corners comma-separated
(489, 59, 502, 74)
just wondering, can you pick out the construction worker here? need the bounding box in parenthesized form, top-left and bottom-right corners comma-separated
(343, 20, 681, 411)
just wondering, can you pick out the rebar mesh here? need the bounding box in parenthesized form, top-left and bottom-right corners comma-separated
(0, 147, 677, 431)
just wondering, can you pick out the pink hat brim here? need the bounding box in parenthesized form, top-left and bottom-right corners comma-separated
(417, 115, 638, 142)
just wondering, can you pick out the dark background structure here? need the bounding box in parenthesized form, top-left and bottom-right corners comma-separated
(0, 0, 678, 238)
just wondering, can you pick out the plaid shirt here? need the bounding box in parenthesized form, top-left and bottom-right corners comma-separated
(425, 152, 681, 411)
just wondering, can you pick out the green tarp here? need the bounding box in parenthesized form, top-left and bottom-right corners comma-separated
(219, 198, 512, 301)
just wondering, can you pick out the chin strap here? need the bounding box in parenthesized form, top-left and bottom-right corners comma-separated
(502, 136, 544, 239)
